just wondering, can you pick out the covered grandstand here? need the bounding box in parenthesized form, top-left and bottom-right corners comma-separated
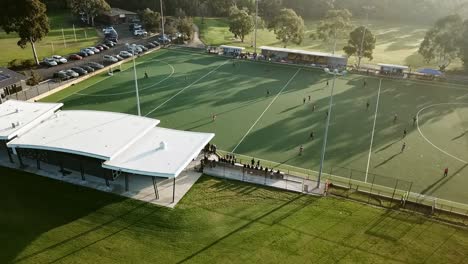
(260, 46, 348, 68)
(0, 100, 214, 204)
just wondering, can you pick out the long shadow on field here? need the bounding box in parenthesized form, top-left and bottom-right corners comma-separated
(0, 167, 131, 263)
(452, 131, 467, 141)
(420, 164, 468, 195)
(374, 152, 402, 168)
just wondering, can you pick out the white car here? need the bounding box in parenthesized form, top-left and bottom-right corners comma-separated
(43, 58, 58, 67)
(89, 47, 100, 53)
(103, 55, 118, 63)
(52, 55, 67, 64)
(119, 51, 132, 58)
(65, 69, 79, 78)
(81, 48, 94, 55)
(134, 29, 148, 36)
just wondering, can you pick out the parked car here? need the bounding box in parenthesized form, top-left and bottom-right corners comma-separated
(71, 67, 87, 76)
(53, 70, 69, 81)
(65, 69, 79, 78)
(151, 40, 160, 46)
(78, 50, 89, 57)
(42, 58, 58, 67)
(147, 42, 156, 49)
(81, 65, 95, 73)
(89, 47, 100, 53)
(103, 55, 118, 63)
(104, 40, 116, 47)
(100, 44, 110, 50)
(87, 62, 104, 69)
(134, 29, 148, 37)
(81, 48, 94, 55)
(119, 51, 132, 58)
(95, 45, 105, 51)
(157, 34, 171, 44)
(114, 54, 124, 61)
(52, 55, 68, 64)
(103, 26, 114, 33)
(69, 54, 83, 60)
(128, 46, 142, 54)
(137, 45, 148, 51)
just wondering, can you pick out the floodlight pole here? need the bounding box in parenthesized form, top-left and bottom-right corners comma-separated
(132, 46, 141, 116)
(317, 69, 339, 189)
(160, 0, 165, 39)
(254, 0, 259, 54)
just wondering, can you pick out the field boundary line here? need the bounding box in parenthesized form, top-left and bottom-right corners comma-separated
(75, 60, 175, 97)
(231, 68, 301, 152)
(365, 79, 382, 182)
(416, 102, 468, 164)
(145, 59, 230, 116)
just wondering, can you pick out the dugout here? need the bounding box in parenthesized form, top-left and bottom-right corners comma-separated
(1, 100, 214, 201)
(378, 63, 409, 76)
(260, 46, 348, 68)
(219, 45, 245, 56)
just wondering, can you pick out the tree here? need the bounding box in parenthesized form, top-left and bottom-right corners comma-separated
(138, 8, 161, 33)
(314, 9, 352, 54)
(228, 6, 254, 43)
(259, 0, 282, 28)
(461, 20, 468, 71)
(0, 0, 50, 65)
(176, 17, 194, 40)
(68, 0, 110, 26)
(418, 14, 464, 71)
(270, 8, 305, 48)
(174, 7, 186, 18)
(343, 26, 376, 67)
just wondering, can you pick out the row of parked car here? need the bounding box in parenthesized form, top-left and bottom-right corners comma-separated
(52, 41, 162, 81)
(42, 40, 118, 67)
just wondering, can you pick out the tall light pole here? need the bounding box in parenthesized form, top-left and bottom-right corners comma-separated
(131, 44, 141, 116)
(160, 0, 165, 40)
(254, 0, 259, 54)
(317, 68, 347, 188)
(358, 5, 374, 70)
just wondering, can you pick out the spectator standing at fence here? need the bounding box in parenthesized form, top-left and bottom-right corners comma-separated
(444, 167, 449, 177)
(211, 113, 216, 122)
(257, 160, 260, 167)
(251, 158, 255, 166)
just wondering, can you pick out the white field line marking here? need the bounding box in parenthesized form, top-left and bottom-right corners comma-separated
(75, 60, 175, 97)
(365, 79, 383, 182)
(145, 59, 230, 117)
(417, 102, 468, 164)
(231, 68, 302, 153)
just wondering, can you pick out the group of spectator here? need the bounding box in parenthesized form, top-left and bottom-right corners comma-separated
(219, 154, 236, 165)
(203, 143, 217, 154)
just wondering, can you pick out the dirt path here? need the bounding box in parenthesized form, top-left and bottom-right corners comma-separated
(186, 24, 205, 49)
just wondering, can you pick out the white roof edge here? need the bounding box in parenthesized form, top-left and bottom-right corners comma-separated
(219, 45, 245, 50)
(172, 132, 215, 177)
(7, 104, 63, 140)
(108, 121, 159, 160)
(101, 164, 176, 178)
(259, 46, 347, 59)
(378, 63, 409, 69)
(6, 143, 108, 160)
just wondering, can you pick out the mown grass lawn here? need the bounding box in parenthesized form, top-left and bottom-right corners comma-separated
(0, 11, 100, 67)
(2, 166, 468, 263)
(194, 17, 463, 70)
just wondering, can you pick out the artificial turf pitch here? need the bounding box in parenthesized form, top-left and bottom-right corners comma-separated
(41, 47, 468, 203)
(2, 166, 468, 264)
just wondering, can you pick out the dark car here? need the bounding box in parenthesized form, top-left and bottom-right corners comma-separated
(53, 70, 70, 81)
(147, 43, 156, 49)
(152, 41, 160, 46)
(87, 62, 104, 69)
(104, 40, 115, 47)
(69, 54, 83, 60)
(100, 44, 110, 49)
(81, 65, 95, 73)
(71, 67, 87, 76)
(78, 51, 89, 57)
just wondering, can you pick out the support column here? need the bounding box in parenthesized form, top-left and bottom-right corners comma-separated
(105, 178, 110, 187)
(125, 174, 129, 192)
(17, 149, 25, 168)
(80, 160, 85, 181)
(36, 150, 41, 170)
(152, 176, 159, 200)
(6, 147, 13, 163)
(172, 177, 176, 203)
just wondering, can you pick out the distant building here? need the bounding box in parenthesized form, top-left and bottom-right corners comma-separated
(0, 68, 27, 101)
(100, 8, 138, 24)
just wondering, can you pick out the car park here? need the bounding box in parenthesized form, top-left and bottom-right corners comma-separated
(81, 65, 95, 73)
(88, 62, 104, 69)
(103, 55, 118, 63)
(65, 69, 79, 78)
(71, 67, 87, 76)
(42, 58, 58, 67)
(52, 55, 68, 64)
(53, 70, 69, 81)
(69, 54, 83, 60)
(119, 51, 132, 58)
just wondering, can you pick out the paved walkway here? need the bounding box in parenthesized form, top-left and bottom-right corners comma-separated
(0, 152, 203, 208)
(185, 24, 205, 49)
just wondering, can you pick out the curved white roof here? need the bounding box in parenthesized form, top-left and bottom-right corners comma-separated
(103, 127, 214, 178)
(0, 100, 62, 140)
(260, 46, 347, 59)
(8, 110, 159, 160)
